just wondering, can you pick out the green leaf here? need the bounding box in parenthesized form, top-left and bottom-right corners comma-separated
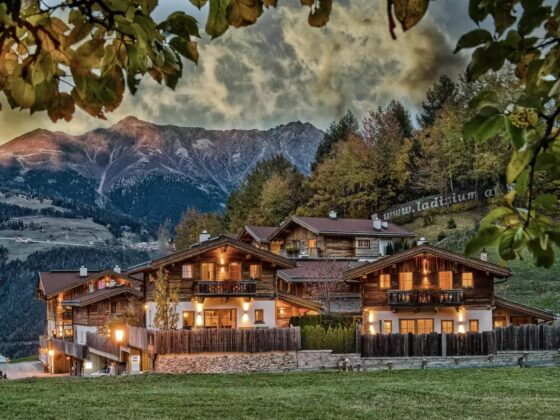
(10, 78, 36, 108)
(515, 169, 530, 197)
(518, 5, 551, 36)
(465, 226, 504, 257)
(504, 117, 526, 150)
(206, 0, 230, 38)
(454, 29, 492, 53)
(534, 193, 556, 211)
(507, 149, 533, 183)
(158, 12, 200, 38)
(190, 0, 208, 9)
(479, 207, 515, 229)
(468, 90, 500, 111)
(169, 36, 199, 63)
(464, 113, 505, 142)
(468, 0, 489, 23)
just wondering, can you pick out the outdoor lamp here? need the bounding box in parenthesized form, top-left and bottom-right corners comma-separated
(84, 361, 93, 370)
(458, 323, 466, 334)
(368, 311, 374, 323)
(115, 329, 124, 343)
(196, 314, 203, 326)
(369, 325, 376, 335)
(196, 302, 204, 312)
(48, 349, 54, 357)
(243, 301, 250, 312)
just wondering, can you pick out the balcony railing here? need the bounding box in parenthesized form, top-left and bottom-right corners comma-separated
(194, 280, 257, 296)
(387, 289, 464, 307)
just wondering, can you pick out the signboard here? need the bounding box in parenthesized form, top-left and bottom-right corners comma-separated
(382, 185, 510, 220)
(131, 355, 141, 374)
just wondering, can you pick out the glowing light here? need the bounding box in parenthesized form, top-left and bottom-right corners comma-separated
(84, 361, 93, 370)
(368, 311, 374, 323)
(144, 304, 149, 310)
(115, 329, 124, 343)
(458, 324, 466, 334)
(48, 349, 55, 357)
(196, 314, 203, 326)
(242, 313, 249, 322)
(196, 302, 204, 312)
(279, 308, 285, 316)
(369, 325, 376, 335)
(220, 257, 225, 265)
(243, 301, 250, 311)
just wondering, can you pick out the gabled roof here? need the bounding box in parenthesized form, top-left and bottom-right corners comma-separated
(62, 286, 143, 307)
(343, 244, 512, 280)
(238, 225, 277, 244)
(268, 216, 415, 241)
(277, 292, 322, 311)
(278, 260, 366, 283)
(135, 235, 296, 272)
(494, 297, 556, 322)
(38, 269, 143, 299)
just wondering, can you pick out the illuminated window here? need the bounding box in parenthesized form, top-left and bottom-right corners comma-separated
(441, 320, 454, 334)
(417, 319, 434, 334)
(98, 279, 106, 289)
(493, 317, 506, 329)
(182, 311, 195, 329)
(383, 320, 393, 334)
(438, 271, 453, 289)
(229, 263, 242, 281)
(307, 239, 317, 249)
(379, 274, 391, 289)
(182, 264, 193, 279)
(201, 263, 215, 281)
(356, 240, 371, 249)
(255, 309, 264, 323)
(469, 319, 479, 332)
(249, 264, 261, 279)
(462, 272, 473, 288)
(400, 319, 415, 334)
(399, 272, 413, 290)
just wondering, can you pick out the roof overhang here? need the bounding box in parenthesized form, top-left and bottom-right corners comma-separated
(494, 297, 556, 322)
(343, 245, 512, 281)
(62, 286, 143, 307)
(277, 292, 322, 311)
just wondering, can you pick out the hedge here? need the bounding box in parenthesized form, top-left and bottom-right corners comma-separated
(301, 325, 357, 353)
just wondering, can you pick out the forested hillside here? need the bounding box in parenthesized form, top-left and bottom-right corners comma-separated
(0, 247, 148, 359)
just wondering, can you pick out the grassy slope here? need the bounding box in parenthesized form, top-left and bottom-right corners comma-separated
(0, 370, 559, 419)
(402, 211, 560, 313)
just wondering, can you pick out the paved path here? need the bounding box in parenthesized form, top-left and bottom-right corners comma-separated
(0, 361, 65, 380)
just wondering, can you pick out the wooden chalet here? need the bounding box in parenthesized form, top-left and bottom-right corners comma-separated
(344, 244, 556, 334)
(237, 225, 279, 251)
(266, 213, 415, 259)
(129, 235, 296, 330)
(36, 267, 144, 374)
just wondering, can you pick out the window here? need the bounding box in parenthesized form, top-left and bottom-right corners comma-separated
(255, 309, 264, 323)
(399, 319, 416, 334)
(98, 279, 106, 289)
(462, 272, 473, 288)
(469, 319, 479, 332)
(182, 264, 193, 279)
(441, 320, 454, 334)
(229, 263, 242, 281)
(383, 320, 393, 334)
(182, 311, 195, 329)
(110, 302, 117, 314)
(88, 282, 94, 293)
(399, 272, 413, 290)
(493, 317, 506, 329)
(201, 263, 215, 281)
(379, 274, 391, 289)
(438, 271, 453, 289)
(356, 239, 371, 249)
(249, 264, 261, 279)
(417, 319, 434, 334)
(307, 238, 317, 249)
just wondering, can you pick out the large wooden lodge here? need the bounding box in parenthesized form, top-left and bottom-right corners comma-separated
(36, 213, 556, 375)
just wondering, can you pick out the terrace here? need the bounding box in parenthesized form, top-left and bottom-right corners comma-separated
(193, 280, 257, 297)
(387, 289, 464, 307)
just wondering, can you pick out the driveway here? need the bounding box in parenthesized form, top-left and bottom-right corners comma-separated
(0, 361, 63, 379)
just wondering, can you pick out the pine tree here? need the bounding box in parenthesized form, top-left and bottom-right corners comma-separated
(417, 75, 457, 128)
(312, 110, 359, 171)
(153, 268, 179, 330)
(175, 208, 223, 251)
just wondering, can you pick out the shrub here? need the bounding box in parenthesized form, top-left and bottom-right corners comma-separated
(290, 314, 355, 329)
(301, 325, 356, 353)
(447, 218, 457, 229)
(437, 231, 447, 241)
(423, 214, 434, 227)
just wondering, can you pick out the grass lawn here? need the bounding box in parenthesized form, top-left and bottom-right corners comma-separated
(8, 355, 38, 363)
(0, 368, 559, 419)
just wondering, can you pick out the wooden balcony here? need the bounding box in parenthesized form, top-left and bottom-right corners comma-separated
(194, 280, 257, 297)
(86, 332, 120, 357)
(387, 289, 464, 307)
(50, 337, 88, 360)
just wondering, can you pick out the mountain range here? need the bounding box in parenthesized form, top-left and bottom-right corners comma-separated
(0, 117, 323, 225)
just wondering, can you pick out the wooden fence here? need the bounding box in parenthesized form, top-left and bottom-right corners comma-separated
(152, 327, 301, 355)
(86, 332, 119, 357)
(49, 337, 88, 360)
(127, 325, 149, 351)
(496, 324, 560, 351)
(361, 325, 560, 357)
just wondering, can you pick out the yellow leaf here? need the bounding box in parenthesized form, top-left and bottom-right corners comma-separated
(11, 78, 36, 108)
(393, 0, 429, 31)
(228, 0, 261, 28)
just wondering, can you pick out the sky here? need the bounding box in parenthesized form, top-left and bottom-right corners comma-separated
(0, 0, 473, 143)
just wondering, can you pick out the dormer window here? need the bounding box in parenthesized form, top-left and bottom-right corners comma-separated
(399, 272, 413, 290)
(462, 272, 473, 288)
(438, 271, 453, 289)
(379, 274, 391, 289)
(249, 264, 261, 279)
(201, 263, 215, 281)
(182, 264, 193, 279)
(229, 263, 241, 281)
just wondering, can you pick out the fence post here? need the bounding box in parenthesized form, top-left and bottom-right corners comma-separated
(355, 324, 362, 355)
(441, 333, 447, 357)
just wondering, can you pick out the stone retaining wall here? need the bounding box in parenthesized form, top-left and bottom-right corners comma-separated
(155, 351, 297, 374)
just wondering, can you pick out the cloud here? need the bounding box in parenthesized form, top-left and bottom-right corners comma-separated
(0, 0, 466, 143)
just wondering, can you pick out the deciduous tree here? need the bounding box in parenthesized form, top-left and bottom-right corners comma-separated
(152, 267, 179, 330)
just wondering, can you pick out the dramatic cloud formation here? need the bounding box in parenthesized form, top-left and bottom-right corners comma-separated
(0, 0, 468, 143)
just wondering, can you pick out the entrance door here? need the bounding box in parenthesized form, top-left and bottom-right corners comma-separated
(204, 309, 237, 328)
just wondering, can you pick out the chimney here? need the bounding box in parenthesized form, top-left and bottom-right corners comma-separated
(417, 237, 428, 246)
(480, 249, 488, 262)
(372, 214, 381, 230)
(79, 266, 88, 277)
(328, 210, 337, 220)
(381, 220, 388, 229)
(199, 229, 211, 243)
(114, 265, 121, 273)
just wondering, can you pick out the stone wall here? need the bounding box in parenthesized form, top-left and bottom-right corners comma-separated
(155, 351, 297, 374)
